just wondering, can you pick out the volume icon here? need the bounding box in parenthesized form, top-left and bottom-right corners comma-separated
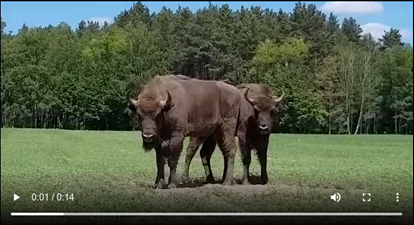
(396, 193, 399, 202)
(330, 193, 341, 202)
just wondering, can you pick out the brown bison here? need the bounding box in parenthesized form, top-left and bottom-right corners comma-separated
(181, 83, 284, 185)
(128, 75, 242, 189)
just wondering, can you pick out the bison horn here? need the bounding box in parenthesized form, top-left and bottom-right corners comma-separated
(160, 91, 173, 108)
(273, 89, 285, 103)
(244, 88, 256, 104)
(130, 98, 138, 106)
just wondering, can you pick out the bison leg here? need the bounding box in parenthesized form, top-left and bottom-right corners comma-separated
(215, 130, 237, 186)
(238, 134, 252, 185)
(199, 135, 217, 183)
(258, 149, 268, 185)
(181, 136, 204, 183)
(222, 155, 228, 183)
(153, 147, 166, 189)
(166, 133, 185, 189)
(167, 154, 180, 189)
(254, 136, 270, 185)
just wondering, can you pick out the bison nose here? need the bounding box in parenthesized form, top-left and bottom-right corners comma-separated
(141, 133, 155, 142)
(259, 124, 269, 130)
(258, 124, 269, 134)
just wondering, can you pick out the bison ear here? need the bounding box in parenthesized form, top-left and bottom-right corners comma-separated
(160, 91, 174, 111)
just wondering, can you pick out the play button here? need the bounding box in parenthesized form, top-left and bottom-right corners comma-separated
(14, 194, 19, 201)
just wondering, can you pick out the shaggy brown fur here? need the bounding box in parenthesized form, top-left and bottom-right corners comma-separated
(237, 83, 275, 96)
(129, 74, 242, 189)
(182, 83, 285, 185)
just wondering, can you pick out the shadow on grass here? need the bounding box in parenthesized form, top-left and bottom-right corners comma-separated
(177, 173, 266, 188)
(177, 177, 221, 188)
(234, 174, 266, 185)
(137, 173, 267, 189)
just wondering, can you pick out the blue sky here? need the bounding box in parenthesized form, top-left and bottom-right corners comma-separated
(1, 1, 413, 43)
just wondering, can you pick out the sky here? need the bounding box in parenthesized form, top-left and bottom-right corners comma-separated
(1, 1, 413, 44)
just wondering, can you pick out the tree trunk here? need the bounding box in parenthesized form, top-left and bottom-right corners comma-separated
(328, 114, 331, 134)
(347, 108, 351, 135)
(394, 111, 398, 134)
(35, 104, 37, 128)
(354, 98, 363, 135)
(32, 106, 36, 128)
(44, 110, 47, 128)
(347, 113, 351, 135)
(406, 119, 408, 135)
(350, 109, 353, 134)
(398, 119, 401, 135)
(345, 90, 351, 135)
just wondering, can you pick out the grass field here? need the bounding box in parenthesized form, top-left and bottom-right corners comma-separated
(1, 128, 413, 225)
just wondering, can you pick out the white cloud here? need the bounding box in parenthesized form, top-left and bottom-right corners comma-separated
(400, 29, 413, 39)
(321, 2, 383, 14)
(89, 17, 113, 26)
(361, 22, 413, 40)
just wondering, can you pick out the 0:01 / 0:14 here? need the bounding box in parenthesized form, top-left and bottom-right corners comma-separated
(31, 193, 74, 201)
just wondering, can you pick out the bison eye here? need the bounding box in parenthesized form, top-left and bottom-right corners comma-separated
(134, 109, 144, 120)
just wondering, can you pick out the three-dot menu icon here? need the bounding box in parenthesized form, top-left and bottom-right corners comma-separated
(396, 193, 399, 202)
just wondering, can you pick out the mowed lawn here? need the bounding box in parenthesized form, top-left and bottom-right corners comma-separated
(1, 128, 413, 225)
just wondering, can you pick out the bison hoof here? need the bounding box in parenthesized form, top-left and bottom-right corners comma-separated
(153, 179, 166, 189)
(206, 176, 215, 184)
(242, 179, 251, 185)
(261, 177, 268, 185)
(168, 183, 177, 189)
(222, 179, 235, 186)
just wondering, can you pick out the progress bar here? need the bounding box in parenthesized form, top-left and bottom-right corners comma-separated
(11, 212, 403, 216)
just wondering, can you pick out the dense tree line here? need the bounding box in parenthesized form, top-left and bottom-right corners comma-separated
(1, 2, 413, 134)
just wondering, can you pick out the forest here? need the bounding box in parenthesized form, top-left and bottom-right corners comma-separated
(1, 2, 413, 134)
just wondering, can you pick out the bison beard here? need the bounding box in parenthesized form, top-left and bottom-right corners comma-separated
(142, 138, 170, 154)
(142, 141, 154, 152)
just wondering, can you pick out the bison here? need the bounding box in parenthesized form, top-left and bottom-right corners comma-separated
(128, 75, 242, 188)
(181, 83, 284, 185)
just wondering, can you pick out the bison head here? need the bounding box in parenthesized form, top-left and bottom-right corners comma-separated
(244, 88, 284, 135)
(129, 90, 173, 151)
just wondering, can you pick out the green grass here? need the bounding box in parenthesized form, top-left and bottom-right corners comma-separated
(1, 128, 413, 225)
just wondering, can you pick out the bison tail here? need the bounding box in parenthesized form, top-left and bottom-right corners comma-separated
(234, 100, 242, 136)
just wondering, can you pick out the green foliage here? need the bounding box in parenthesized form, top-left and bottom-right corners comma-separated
(1, 2, 412, 134)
